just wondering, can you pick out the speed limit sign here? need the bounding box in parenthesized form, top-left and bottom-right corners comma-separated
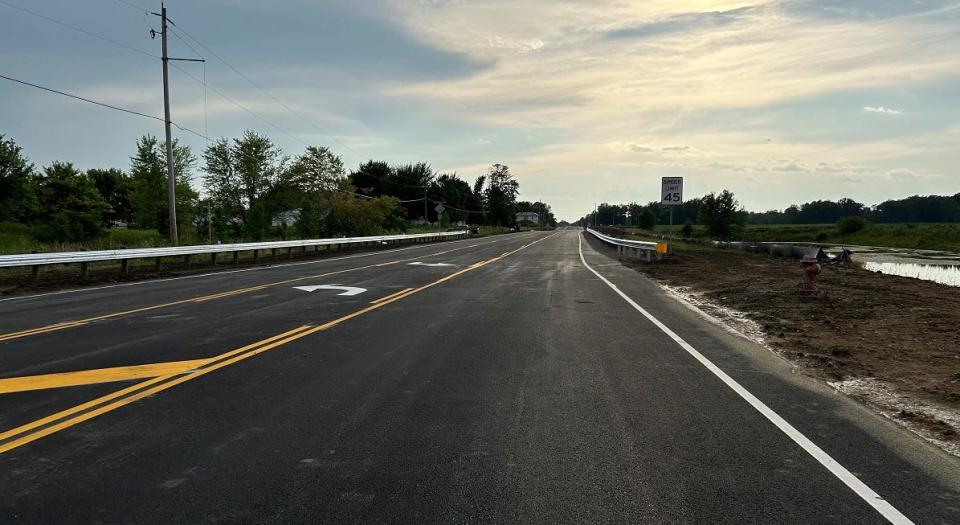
(661, 177, 683, 205)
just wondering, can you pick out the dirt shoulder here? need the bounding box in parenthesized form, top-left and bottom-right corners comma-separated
(619, 242, 960, 453)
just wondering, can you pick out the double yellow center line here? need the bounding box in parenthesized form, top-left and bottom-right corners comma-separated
(0, 233, 556, 454)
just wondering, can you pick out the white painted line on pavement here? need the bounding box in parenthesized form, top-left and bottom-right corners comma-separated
(577, 233, 913, 525)
(407, 262, 454, 267)
(292, 285, 366, 296)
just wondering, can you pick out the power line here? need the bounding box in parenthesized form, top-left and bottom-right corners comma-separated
(167, 24, 364, 157)
(7, 1, 303, 150)
(12, 1, 364, 158)
(428, 198, 487, 214)
(168, 62, 309, 148)
(115, 0, 147, 12)
(0, 73, 210, 140)
(0, 0, 158, 59)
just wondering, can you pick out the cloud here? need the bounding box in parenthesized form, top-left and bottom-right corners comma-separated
(885, 168, 921, 181)
(603, 7, 755, 40)
(609, 142, 706, 157)
(863, 106, 902, 114)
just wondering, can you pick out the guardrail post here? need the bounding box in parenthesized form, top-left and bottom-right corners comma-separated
(211, 253, 218, 266)
(155, 257, 162, 273)
(233, 251, 239, 265)
(185, 254, 192, 269)
(272, 248, 278, 261)
(80, 262, 89, 280)
(31, 265, 40, 281)
(253, 250, 259, 263)
(121, 259, 130, 276)
(287, 247, 293, 259)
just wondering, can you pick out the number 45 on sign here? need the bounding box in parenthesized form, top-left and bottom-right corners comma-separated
(661, 177, 683, 205)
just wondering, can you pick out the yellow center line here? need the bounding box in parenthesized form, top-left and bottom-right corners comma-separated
(0, 232, 558, 455)
(0, 237, 507, 342)
(0, 324, 315, 444)
(369, 288, 416, 304)
(0, 359, 212, 395)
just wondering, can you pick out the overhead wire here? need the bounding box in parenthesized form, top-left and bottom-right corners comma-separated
(10, 1, 487, 211)
(0, 0, 158, 59)
(4, 1, 306, 149)
(166, 24, 364, 157)
(0, 73, 210, 140)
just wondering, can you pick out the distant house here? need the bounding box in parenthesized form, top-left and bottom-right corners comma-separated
(272, 209, 301, 227)
(515, 211, 539, 224)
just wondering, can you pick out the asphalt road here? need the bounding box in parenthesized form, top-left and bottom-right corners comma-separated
(1, 229, 958, 523)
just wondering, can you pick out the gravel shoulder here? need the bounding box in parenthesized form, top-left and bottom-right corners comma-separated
(620, 243, 960, 455)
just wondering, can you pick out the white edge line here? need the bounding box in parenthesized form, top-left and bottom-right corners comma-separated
(577, 233, 913, 525)
(0, 233, 530, 304)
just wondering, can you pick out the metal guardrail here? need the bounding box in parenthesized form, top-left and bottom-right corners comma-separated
(585, 228, 669, 261)
(0, 231, 469, 277)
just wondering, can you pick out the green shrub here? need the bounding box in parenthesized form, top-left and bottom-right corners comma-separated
(107, 228, 166, 248)
(837, 216, 868, 235)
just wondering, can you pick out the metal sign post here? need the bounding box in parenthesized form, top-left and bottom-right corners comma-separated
(660, 177, 683, 233)
(434, 203, 445, 230)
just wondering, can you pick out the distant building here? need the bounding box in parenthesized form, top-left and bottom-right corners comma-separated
(515, 211, 539, 224)
(272, 209, 301, 227)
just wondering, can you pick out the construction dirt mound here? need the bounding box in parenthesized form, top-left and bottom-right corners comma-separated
(621, 243, 960, 454)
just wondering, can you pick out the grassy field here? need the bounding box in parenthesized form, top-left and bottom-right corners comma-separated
(633, 222, 960, 252)
(0, 222, 168, 255)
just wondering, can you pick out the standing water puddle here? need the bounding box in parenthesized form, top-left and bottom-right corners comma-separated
(861, 261, 960, 287)
(822, 245, 960, 288)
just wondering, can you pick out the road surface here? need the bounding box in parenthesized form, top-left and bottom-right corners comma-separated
(1, 230, 958, 523)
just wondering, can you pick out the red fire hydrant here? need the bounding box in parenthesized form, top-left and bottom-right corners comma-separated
(799, 254, 821, 294)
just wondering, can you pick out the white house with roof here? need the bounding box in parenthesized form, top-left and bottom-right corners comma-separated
(515, 211, 539, 224)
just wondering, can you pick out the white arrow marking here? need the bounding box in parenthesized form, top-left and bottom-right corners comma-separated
(292, 285, 367, 296)
(408, 262, 454, 267)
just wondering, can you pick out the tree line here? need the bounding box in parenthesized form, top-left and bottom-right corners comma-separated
(0, 132, 555, 245)
(580, 190, 746, 238)
(581, 191, 960, 234)
(748, 195, 960, 224)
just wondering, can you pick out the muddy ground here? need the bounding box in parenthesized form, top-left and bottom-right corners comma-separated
(620, 243, 960, 453)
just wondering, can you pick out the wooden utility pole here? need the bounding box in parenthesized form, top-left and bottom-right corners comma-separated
(151, 3, 204, 246)
(159, 4, 177, 245)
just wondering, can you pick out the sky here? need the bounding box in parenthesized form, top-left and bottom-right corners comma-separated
(1, 0, 959, 221)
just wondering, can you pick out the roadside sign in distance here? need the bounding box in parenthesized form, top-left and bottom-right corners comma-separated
(434, 203, 446, 215)
(661, 177, 683, 205)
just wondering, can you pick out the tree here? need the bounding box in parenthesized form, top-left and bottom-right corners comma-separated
(286, 145, 345, 193)
(472, 175, 487, 222)
(349, 160, 391, 197)
(0, 134, 38, 223)
(33, 162, 111, 242)
(837, 216, 868, 234)
(638, 207, 657, 230)
(202, 131, 285, 239)
(429, 173, 476, 224)
(87, 168, 131, 226)
(698, 189, 747, 238)
(485, 163, 519, 225)
(390, 163, 433, 221)
(128, 135, 197, 235)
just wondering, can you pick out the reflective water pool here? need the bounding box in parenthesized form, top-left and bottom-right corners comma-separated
(862, 261, 960, 287)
